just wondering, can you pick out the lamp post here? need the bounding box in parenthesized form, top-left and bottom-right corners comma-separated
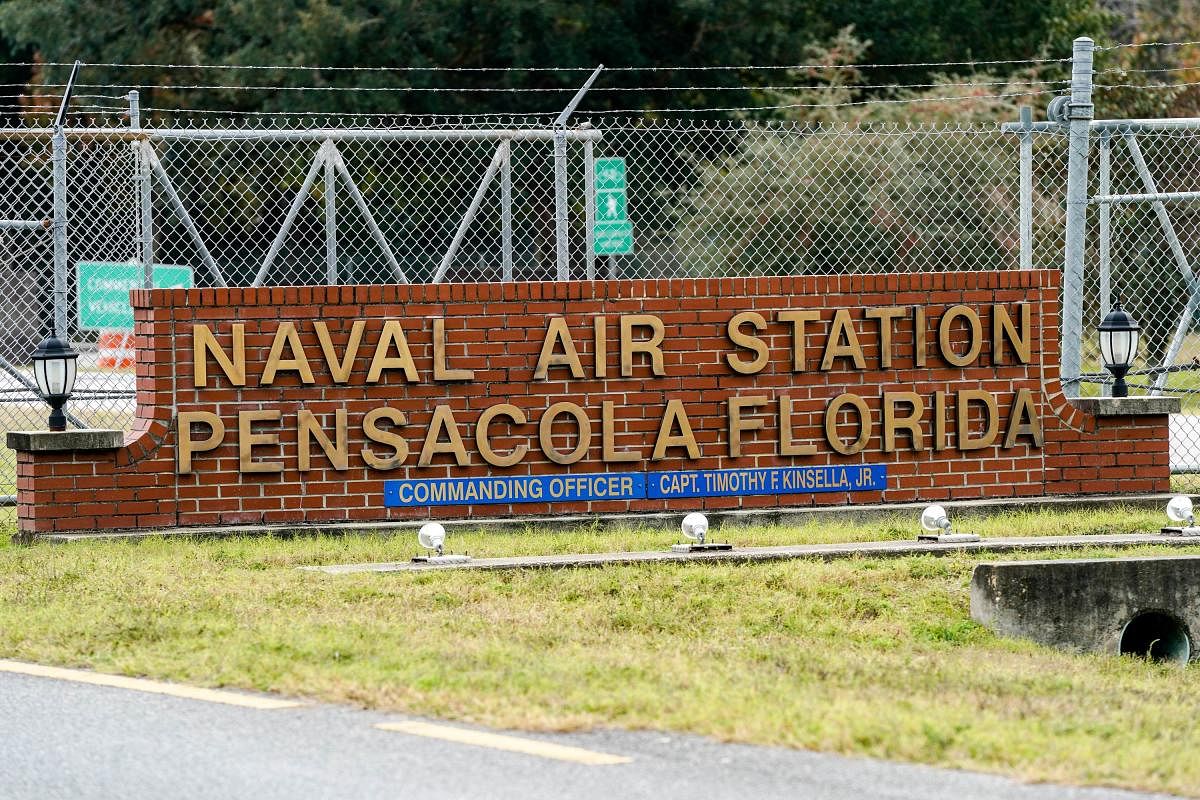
(30, 335, 78, 432)
(1099, 300, 1140, 398)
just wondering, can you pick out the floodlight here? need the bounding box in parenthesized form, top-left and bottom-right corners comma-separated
(681, 512, 709, 544)
(670, 511, 732, 554)
(418, 522, 447, 554)
(920, 505, 951, 535)
(411, 521, 471, 565)
(916, 504, 980, 544)
(1162, 496, 1200, 537)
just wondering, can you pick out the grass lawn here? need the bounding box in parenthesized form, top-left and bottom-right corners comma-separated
(2, 505, 1200, 794)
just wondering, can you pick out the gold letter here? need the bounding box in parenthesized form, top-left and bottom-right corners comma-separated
(621, 314, 666, 377)
(993, 303, 1032, 365)
(938, 305, 983, 367)
(602, 401, 638, 462)
(865, 307, 906, 369)
(652, 399, 700, 460)
(433, 318, 474, 381)
(914, 306, 927, 367)
(726, 311, 769, 375)
(933, 390, 947, 451)
(298, 408, 349, 471)
(779, 396, 816, 456)
(728, 394, 769, 458)
(824, 393, 871, 455)
(176, 411, 224, 474)
(418, 405, 470, 467)
(1003, 388, 1043, 448)
(193, 323, 245, 388)
(238, 409, 283, 473)
(361, 407, 409, 470)
(883, 391, 925, 452)
(594, 315, 608, 378)
(315, 320, 365, 383)
(821, 310, 866, 371)
(367, 320, 419, 383)
(477, 403, 528, 468)
(539, 402, 592, 465)
(261, 321, 316, 385)
(533, 317, 584, 380)
(778, 310, 820, 372)
(957, 389, 998, 450)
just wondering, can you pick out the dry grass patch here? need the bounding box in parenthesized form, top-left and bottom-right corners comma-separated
(0, 514, 1198, 794)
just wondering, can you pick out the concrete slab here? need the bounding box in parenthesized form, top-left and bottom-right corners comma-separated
(301, 533, 1197, 575)
(971, 555, 1200, 661)
(1073, 397, 1181, 416)
(6, 428, 123, 452)
(37, 493, 1187, 544)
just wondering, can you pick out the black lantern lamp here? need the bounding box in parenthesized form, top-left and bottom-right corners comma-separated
(1099, 299, 1141, 398)
(31, 336, 78, 431)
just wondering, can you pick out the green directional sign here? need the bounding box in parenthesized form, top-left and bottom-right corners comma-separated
(595, 157, 627, 191)
(593, 157, 634, 255)
(595, 221, 634, 255)
(77, 261, 193, 330)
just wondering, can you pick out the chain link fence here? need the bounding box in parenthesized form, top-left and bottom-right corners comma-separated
(0, 117, 1067, 496)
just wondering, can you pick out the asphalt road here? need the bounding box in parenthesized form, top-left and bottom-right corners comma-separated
(0, 670, 1183, 800)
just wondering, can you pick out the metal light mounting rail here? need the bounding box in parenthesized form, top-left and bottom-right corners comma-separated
(670, 512, 732, 553)
(917, 504, 981, 544)
(411, 522, 471, 565)
(1162, 496, 1200, 537)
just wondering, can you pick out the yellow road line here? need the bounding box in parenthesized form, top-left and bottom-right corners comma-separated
(0, 660, 304, 710)
(375, 721, 632, 765)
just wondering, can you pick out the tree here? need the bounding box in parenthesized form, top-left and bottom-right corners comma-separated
(0, 0, 1113, 120)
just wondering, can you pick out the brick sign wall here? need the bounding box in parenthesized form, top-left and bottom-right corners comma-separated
(12, 271, 1171, 535)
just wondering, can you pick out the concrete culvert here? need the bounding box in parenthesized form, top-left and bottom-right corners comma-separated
(1119, 611, 1192, 665)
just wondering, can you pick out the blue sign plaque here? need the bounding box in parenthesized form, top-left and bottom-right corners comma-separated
(384, 465, 886, 508)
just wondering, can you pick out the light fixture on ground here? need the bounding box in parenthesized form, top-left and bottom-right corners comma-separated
(670, 512, 732, 553)
(30, 335, 78, 432)
(1099, 298, 1141, 398)
(917, 504, 980, 543)
(411, 522, 471, 564)
(1162, 496, 1200, 536)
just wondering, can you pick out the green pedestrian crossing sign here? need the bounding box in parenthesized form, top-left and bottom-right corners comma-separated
(593, 157, 634, 255)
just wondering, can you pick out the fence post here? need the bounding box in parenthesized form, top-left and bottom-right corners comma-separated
(51, 127, 67, 340)
(584, 135, 596, 280)
(553, 129, 569, 281)
(553, 65, 604, 282)
(1098, 127, 1112, 396)
(1062, 36, 1094, 398)
(50, 61, 81, 341)
(129, 90, 154, 289)
(324, 154, 337, 285)
(501, 140, 513, 282)
(1018, 106, 1033, 270)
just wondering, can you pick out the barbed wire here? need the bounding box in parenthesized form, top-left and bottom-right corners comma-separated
(12, 78, 1069, 94)
(1095, 82, 1200, 90)
(10, 57, 1069, 72)
(1095, 41, 1200, 51)
(585, 89, 1063, 114)
(143, 106, 560, 119)
(1098, 66, 1200, 75)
